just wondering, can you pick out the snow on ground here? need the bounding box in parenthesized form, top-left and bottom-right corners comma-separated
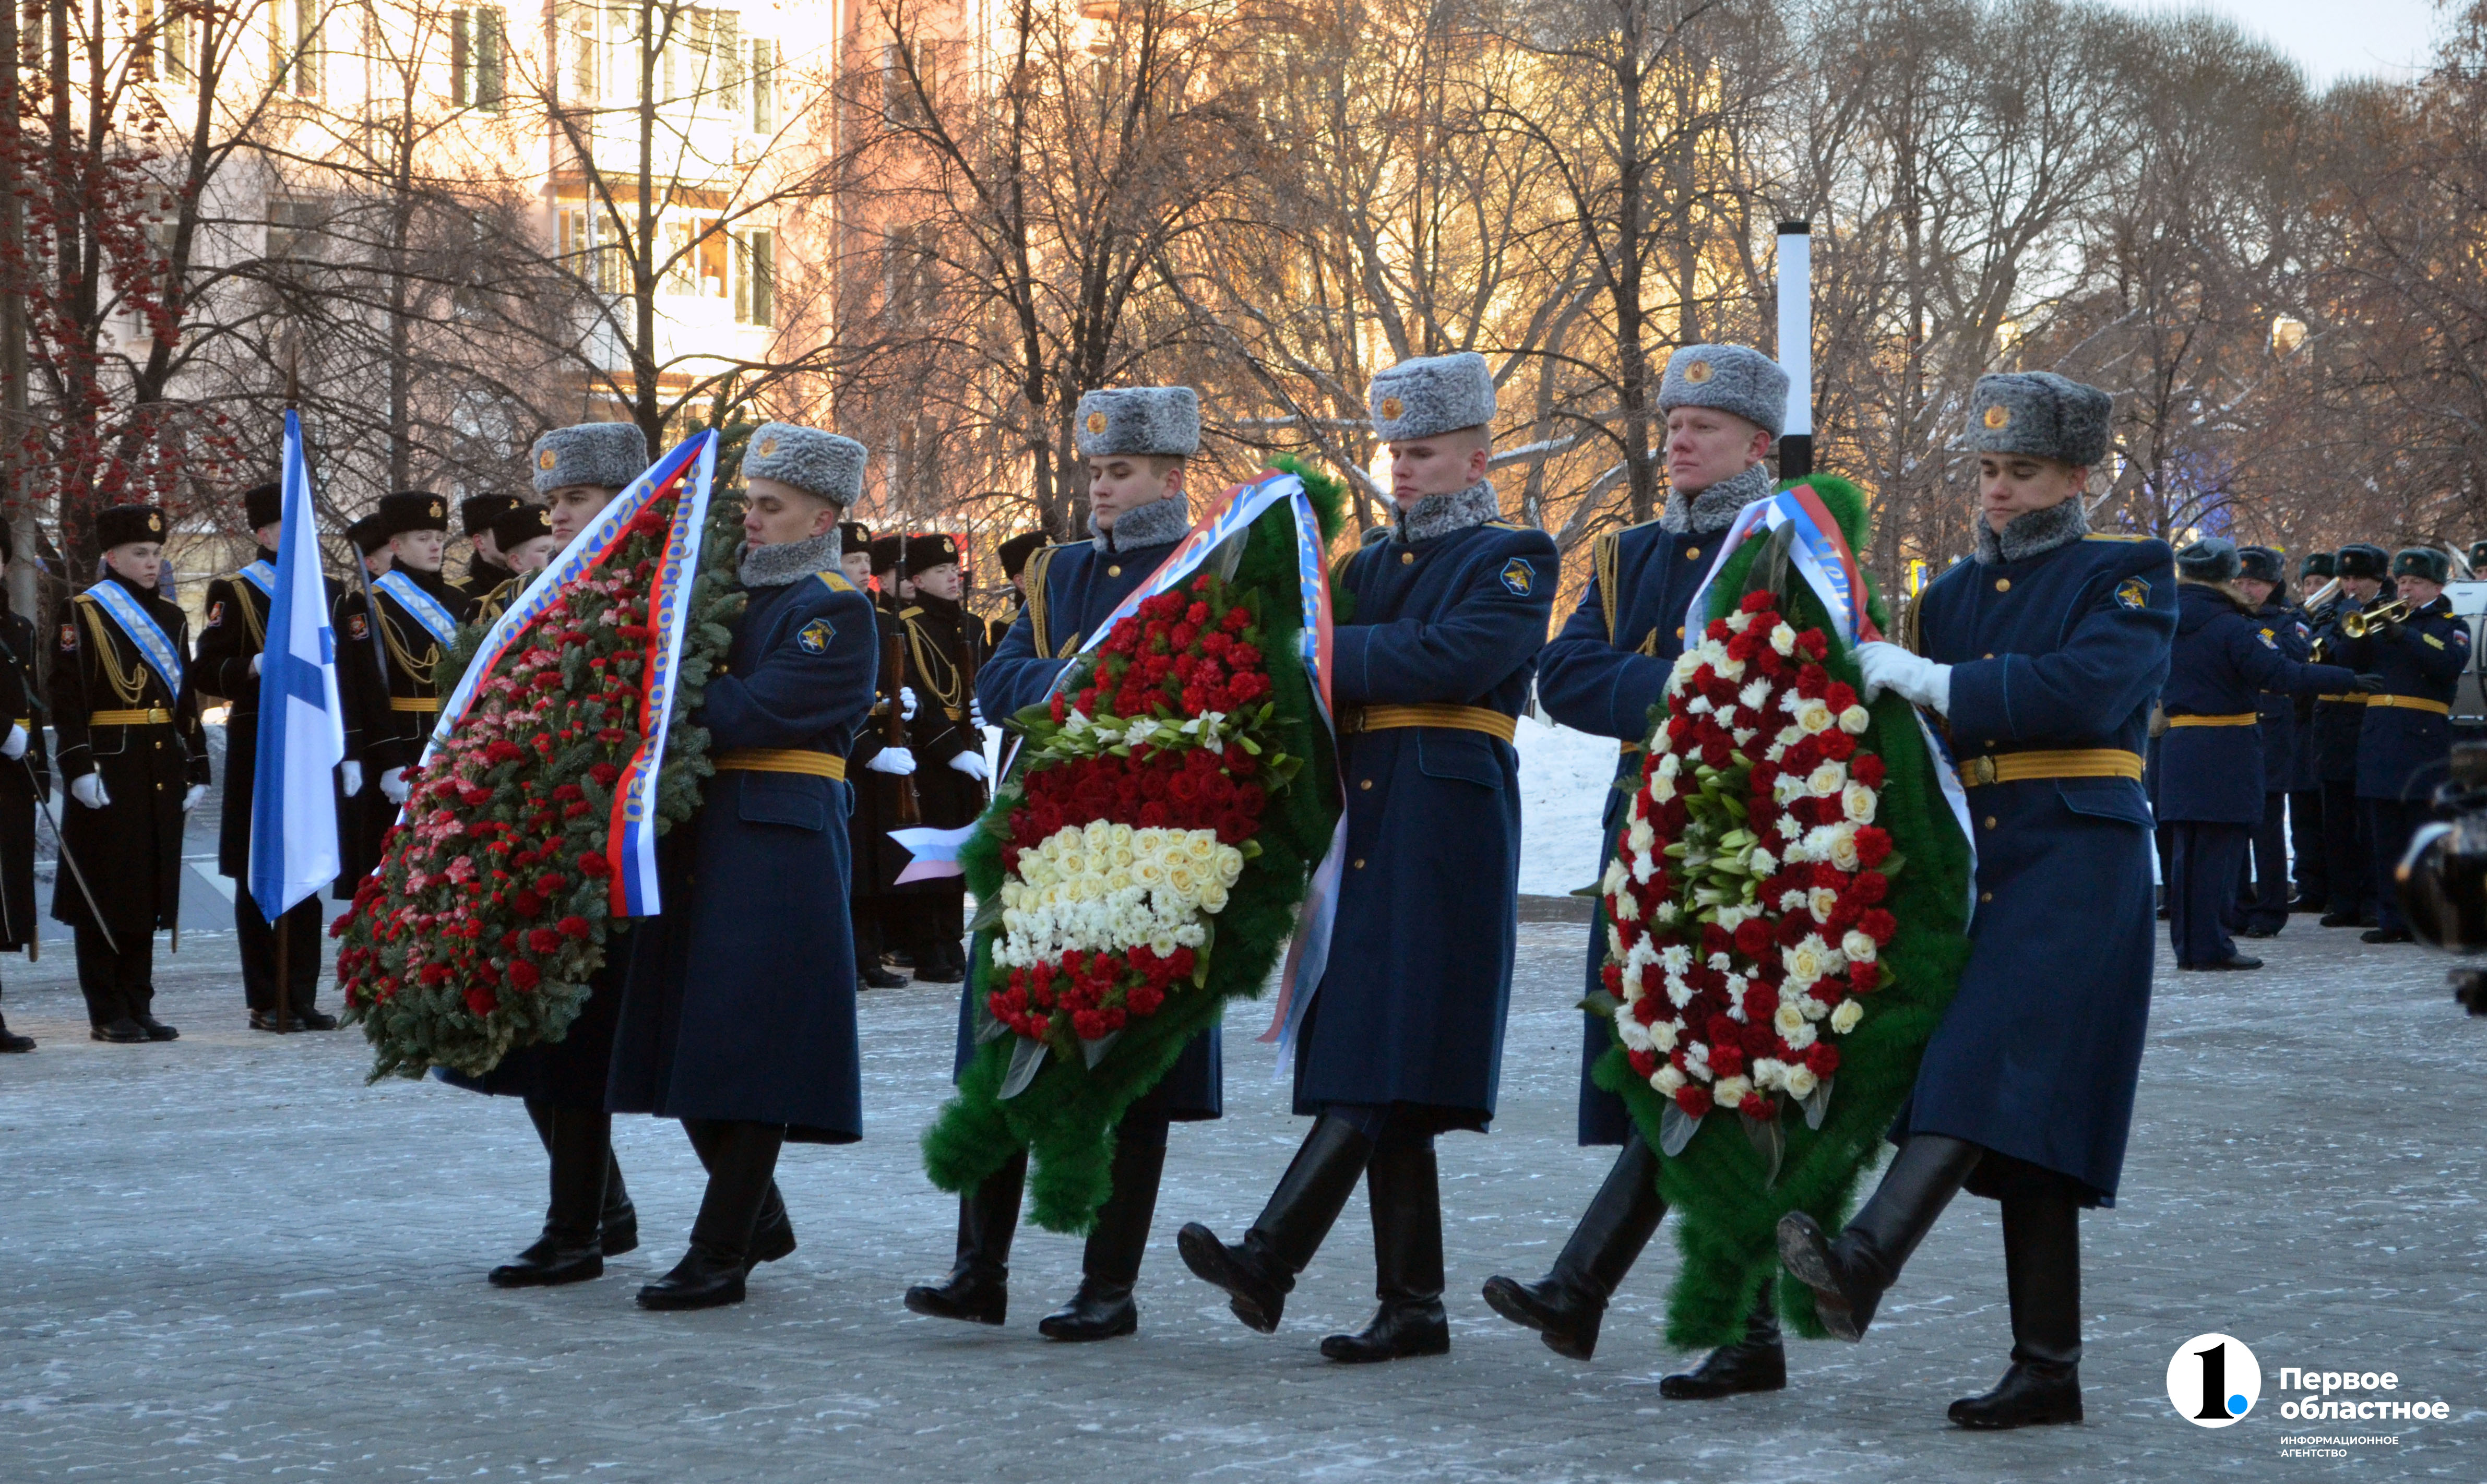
(1515, 713, 1626, 897)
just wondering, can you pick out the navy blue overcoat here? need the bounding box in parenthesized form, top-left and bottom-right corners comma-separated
(2157, 583, 2352, 825)
(606, 568, 878, 1143)
(1291, 516, 1557, 1131)
(2338, 594, 2470, 803)
(1893, 532, 2174, 1205)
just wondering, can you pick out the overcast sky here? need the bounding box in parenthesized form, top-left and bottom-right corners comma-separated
(2104, 0, 2446, 86)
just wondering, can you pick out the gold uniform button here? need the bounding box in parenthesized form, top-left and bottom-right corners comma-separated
(1983, 652, 1994, 659)
(1107, 565, 1121, 577)
(1982, 815, 1997, 829)
(1400, 551, 1414, 565)
(1686, 546, 1700, 560)
(1359, 779, 1372, 791)
(1994, 578, 2012, 593)
(1980, 890, 1994, 903)
(1675, 625, 1685, 639)
(1353, 858, 1366, 869)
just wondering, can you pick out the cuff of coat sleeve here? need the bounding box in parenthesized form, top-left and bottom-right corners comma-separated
(1942, 656, 2013, 740)
(1330, 628, 1373, 702)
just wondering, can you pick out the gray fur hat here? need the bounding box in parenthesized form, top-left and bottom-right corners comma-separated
(1075, 387, 1200, 459)
(1962, 372, 2113, 468)
(743, 421, 865, 505)
(1658, 344, 1788, 439)
(1369, 352, 1495, 442)
(2175, 536, 2240, 582)
(530, 423, 649, 496)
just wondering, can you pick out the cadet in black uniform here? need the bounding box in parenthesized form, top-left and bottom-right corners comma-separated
(196, 482, 332, 1030)
(332, 514, 395, 897)
(2231, 545, 2312, 939)
(850, 533, 919, 984)
(889, 534, 987, 983)
(2288, 552, 2337, 912)
(454, 494, 525, 601)
(53, 504, 211, 1043)
(991, 530, 1045, 653)
(0, 523, 47, 1052)
(335, 492, 473, 822)
(2314, 545, 2390, 927)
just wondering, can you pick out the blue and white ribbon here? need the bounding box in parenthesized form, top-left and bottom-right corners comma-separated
(85, 579, 185, 696)
(374, 570, 460, 647)
(236, 560, 276, 599)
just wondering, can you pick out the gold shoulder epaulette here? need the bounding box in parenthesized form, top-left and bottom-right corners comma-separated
(899, 605, 925, 620)
(816, 570, 859, 594)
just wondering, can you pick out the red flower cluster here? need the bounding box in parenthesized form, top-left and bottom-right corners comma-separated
(1069, 583, 1269, 720)
(1007, 744, 1267, 854)
(985, 943, 1200, 1043)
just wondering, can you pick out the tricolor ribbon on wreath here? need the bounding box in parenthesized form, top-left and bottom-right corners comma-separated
(421, 429, 719, 919)
(1686, 483, 1979, 917)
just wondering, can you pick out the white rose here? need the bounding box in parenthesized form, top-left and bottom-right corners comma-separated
(1713, 1075, 1751, 1108)
(1200, 883, 1230, 913)
(1652, 773, 1678, 803)
(1167, 863, 1199, 897)
(1716, 654, 1746, 680)
(1619, 962, 1645, 1002)
(1795, 699, 1836, 735)
(1751, 1057, 1787, 1090)
(1657, 750, 1682, 779)
(1770, 624, 1798, 655)
(1807, 885, 1840, 922)
(1670, 650, 1704, 686)
(1652, 1064, 1686, 1095)
(1727, 611, 1754, 633)
(1841, 782, 1877, 824)
(1084, 820, 1113, 851)
(1839, 704, 1872, 734)
(1772, 1001, 1808, 1039)
(1602, 858, 1629, 896)
(1134, 856, 1168, 888)
(1807, 761, 1846, 797)
(1628, 817, 1656, 854)
(1104, 869, 1134, 893)
(1842, 929, 1878, 964)
(1783, 1063, 1819, 1099)
(1829, 999, 1865, 1034)
(1108, 822, 1135, 848)
(1783, 934, 1835, 987)
(1650, 1020, 1678, 1052)
(1826, 825, 1864, 872)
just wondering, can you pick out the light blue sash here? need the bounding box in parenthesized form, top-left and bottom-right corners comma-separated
(236, 559, 276, 598)
(85, 580, 184, 695)
(375, 570, 458, 647)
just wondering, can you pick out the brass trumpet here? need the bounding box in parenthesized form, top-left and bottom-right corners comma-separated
(2339, 599, 2412, 639)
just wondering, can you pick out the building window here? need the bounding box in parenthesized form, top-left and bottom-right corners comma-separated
(273, 0, 321, 98)
(735, 230, 775, 327)
(267, 199, 328, 260)
(160, 0, 189, 80)
(749, 38, 776, 132)
(451, 7, 505, 109)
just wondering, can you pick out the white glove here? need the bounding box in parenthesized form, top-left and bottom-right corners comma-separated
(900, 686, 920, 722)
(380, 767, 410, 804)
(948, 750, 989, 782)
(1, 724, 25, 760)
(70, 774, 109, 809)
(183, 783, 207, 812)
(969, 698, 987, 730)
(249, 653, 261, 676)
(1854, 640, 1953, 715)
(866, 747, 917, 776)
(341, 760, 363, 797)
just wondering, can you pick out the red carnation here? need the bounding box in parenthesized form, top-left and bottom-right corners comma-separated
(1852, 871, 1889, 904)
(1733, 918, 1773, 960)
(1849, 962, 1881, 995)
(1739, 590, 1775, 614)
(1854, 827, 1893, 866)
(1675, 1084, 1712, 1117)
(578, 852, 612, 877)
(1859, 907, 1898, 943)
(1806, 1043, 1841, 1075)
(511, 890, 545, 917)
(464, 985, 498, 1017)
(558, 915, 592, 939)
(588, 763, 621, 787)
(1852, 753, 1887, 787)
(1627, 1048, 1658, 1079)
(528, 928, 564, 953)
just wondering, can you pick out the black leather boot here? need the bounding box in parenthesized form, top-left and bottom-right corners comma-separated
(905, 1150, 1026, 1324)
(639, 1120, 786, 1310)
(1040, 1133, 1167, 1342)
(0, 1011, 31, 1052)
(682, 1116, 792, 1267)
(1658, 1292, 1787, 1399)
(1950, 1183, 2084, 1429)
(489, 1106, 611, 1287)
(1777, 1134, 1981, 1342)
(1481, 1136, 1665, 1361)
(1321, 1130, 1449, 1362)
(1179, 1116, 1372, 1334)
(526, 1098, 638, 1256)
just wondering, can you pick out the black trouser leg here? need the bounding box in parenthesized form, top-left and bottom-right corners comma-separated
(2244, 792, 2289, 931)
(1778, 1134, 1982, 1342)
(2321, 777, 2369, 915)
(2367, 798, 2420, 935)
(683, 1115, 791, 1263)
(1949, 1174, 2085, 1429)
(1481, 1135, 1666, 1360)
(237, 896, 325, 1015)
(638, 1119, 785, 1311)
(489, 1105, 612, 1287)
(1320, 1123, 1449, 1362)
(906, 1148, 1026, 1324)
(1039, 1120, 1169, 1342)
(2289, 787, 2327, 906)
(1177, 1114, 1374, 1334)
(73, 924, 130, 1029)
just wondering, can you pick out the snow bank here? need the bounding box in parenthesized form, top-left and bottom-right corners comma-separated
(1516, 715, 1626, 897)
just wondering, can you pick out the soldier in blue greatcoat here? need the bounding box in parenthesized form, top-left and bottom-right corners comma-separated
(1778, 371, 2173, 1430)
(2157, 538, 2362, 971)
(2335, 546, 2471, 944)
(2230, 546, 2315, 939)
(607, 422, 879, 1310)
(1482, 343, 1791, 1396)
(2286, 551, 2337, 914)
(907, 385, 1220, 1342)
(2314, 545, 2391, 927)
(1177, 351, 1556, 1364)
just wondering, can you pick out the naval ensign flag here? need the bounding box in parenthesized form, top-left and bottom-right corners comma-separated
(247, 410, 349, 926)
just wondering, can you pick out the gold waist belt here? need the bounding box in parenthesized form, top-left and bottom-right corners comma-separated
(713, 748, 848, 781)
(945, 706, 969, 723)
(1958, 748, 2145, 788)
(89, 708, 171, 726)
(2165, 712, 2258, 728)
(1343, 703, 1518, 745)
(2315, 694, 2361, 704)
(389, 697, 442, 713)
(2367, 695, 2450, 716)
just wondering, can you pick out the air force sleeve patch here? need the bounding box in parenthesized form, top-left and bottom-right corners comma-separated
(2114, 577, 2149, 612)
(1500, 558, 1536, 597)
(796, 617, 834, 655)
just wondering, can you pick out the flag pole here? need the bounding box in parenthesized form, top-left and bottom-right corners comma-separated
(276, 356, 299, 1032)
(1777, 221, 1814, 481)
